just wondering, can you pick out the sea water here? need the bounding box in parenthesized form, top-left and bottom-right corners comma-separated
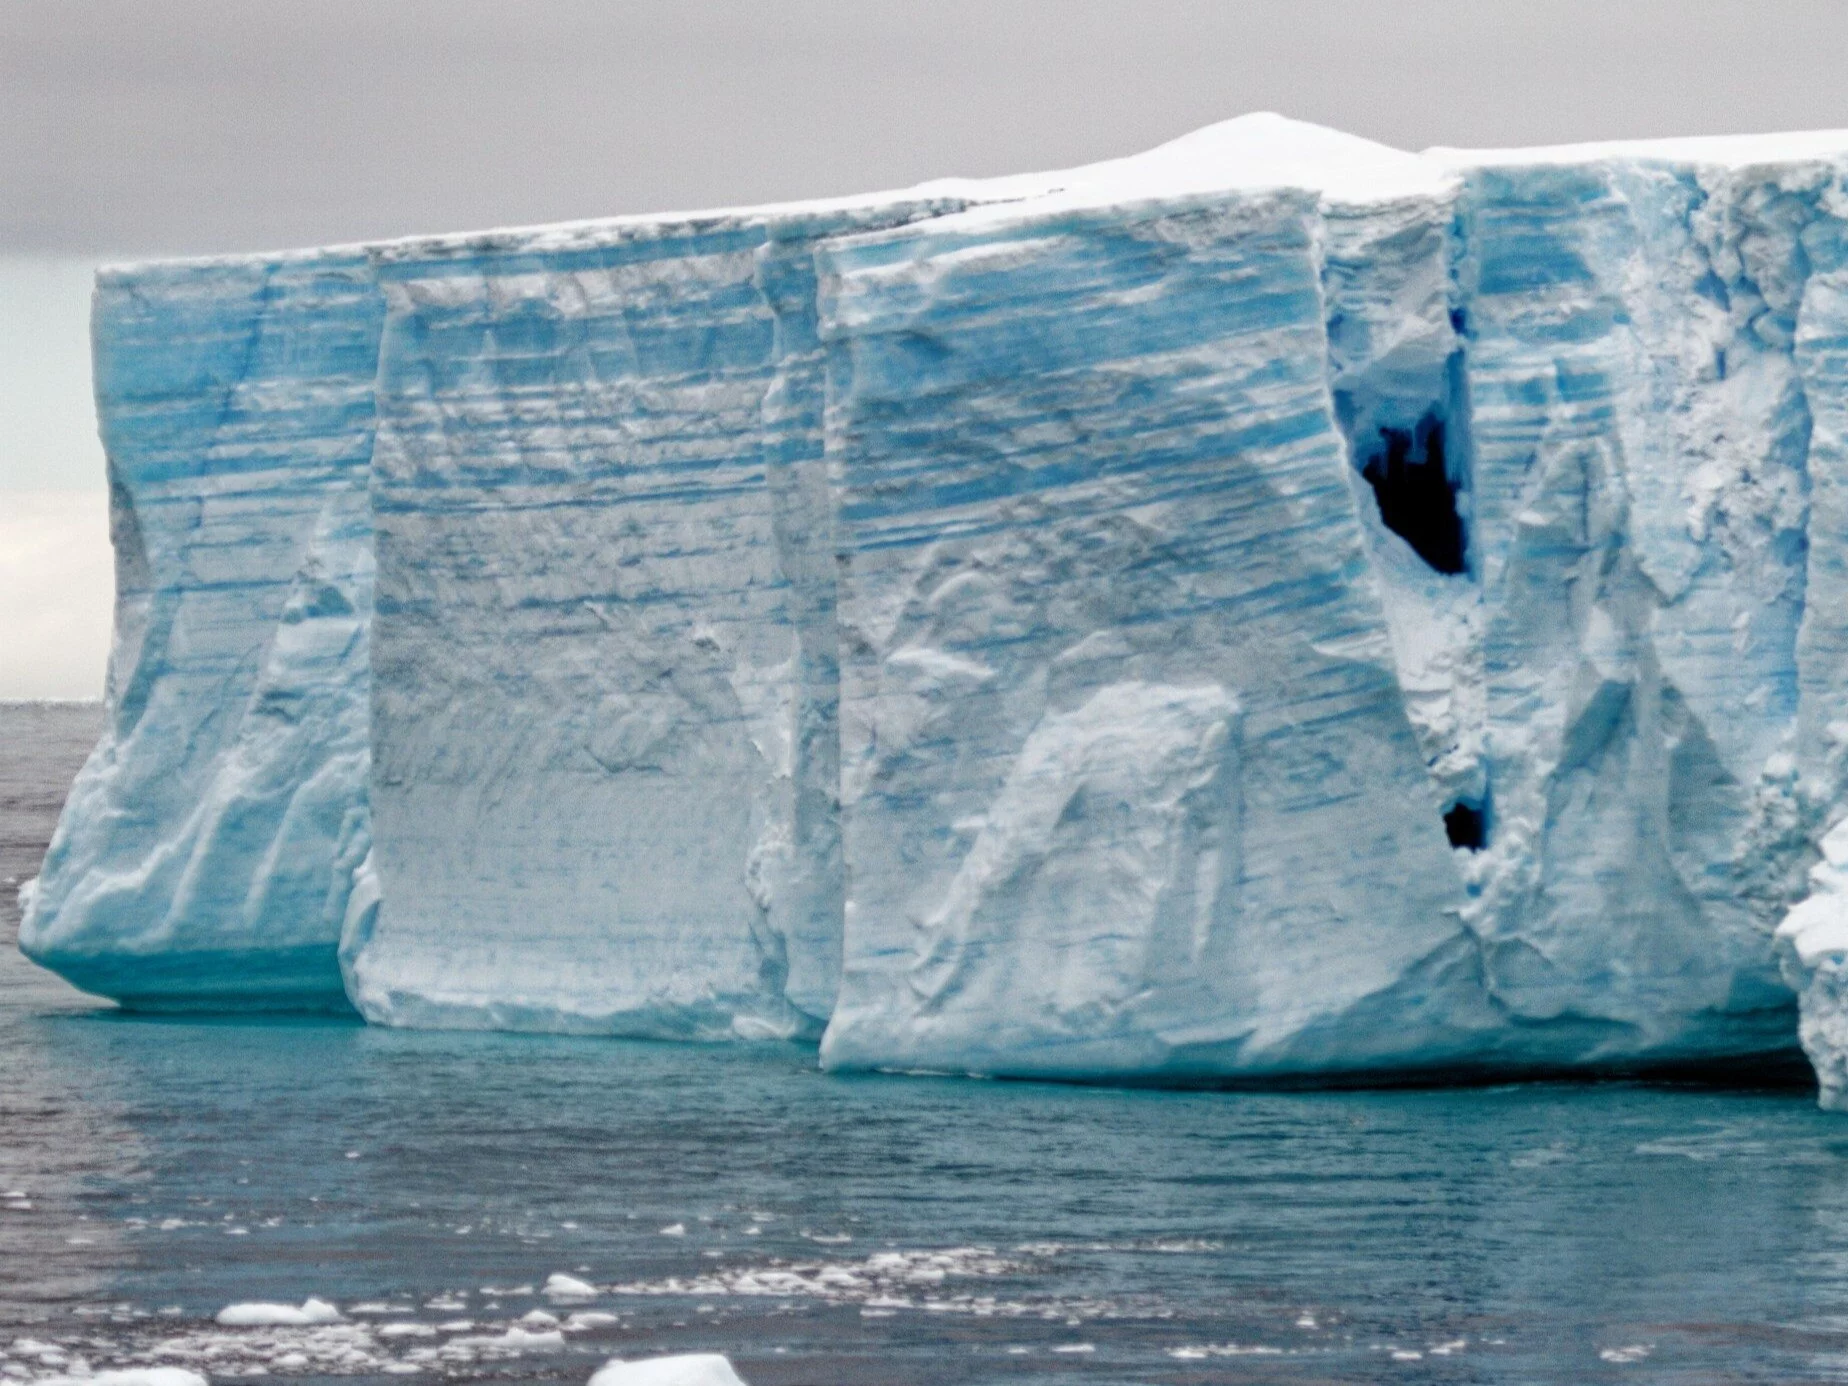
(7, 704, 1848, 1384)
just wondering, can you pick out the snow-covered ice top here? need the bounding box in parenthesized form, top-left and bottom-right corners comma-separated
(24, 113, 1848, 1107)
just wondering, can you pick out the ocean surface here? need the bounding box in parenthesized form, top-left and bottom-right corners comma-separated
(7, 702, 1848, 1385)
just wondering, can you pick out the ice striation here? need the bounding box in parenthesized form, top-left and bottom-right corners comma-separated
(24, 113, 1848, 1103)
(20, 252, 380, 1009)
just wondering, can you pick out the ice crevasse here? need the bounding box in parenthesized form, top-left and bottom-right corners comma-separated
(23, 113, 1848, 1105)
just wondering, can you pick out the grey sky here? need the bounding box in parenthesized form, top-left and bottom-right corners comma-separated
(9, 0, 1848, 697)
(9, 0, 1848, 257)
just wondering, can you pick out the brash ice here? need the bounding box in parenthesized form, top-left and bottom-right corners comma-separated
(22, 115, 1848, 1107)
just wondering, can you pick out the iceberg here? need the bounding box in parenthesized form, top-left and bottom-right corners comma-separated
(22, 113, 1848, 1100)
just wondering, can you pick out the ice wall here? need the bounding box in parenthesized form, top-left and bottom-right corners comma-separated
(25, 115, 1848, 1102)
(1434, 136, 1848, 1076)
(1349, 128, 1848, 1101)
(19, 252, 380, 1009)
(813, 169, 1488, 1079)
(346, 198, 991, 1038)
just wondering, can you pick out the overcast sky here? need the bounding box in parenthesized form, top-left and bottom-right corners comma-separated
(10, 0, 1848, 696)
(11, 1, 1848, 255)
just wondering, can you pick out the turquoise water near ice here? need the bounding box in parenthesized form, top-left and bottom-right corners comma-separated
(10, 705, 1848, 1384)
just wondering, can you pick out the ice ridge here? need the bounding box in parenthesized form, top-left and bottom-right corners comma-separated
(22, 113, 1848, 1103)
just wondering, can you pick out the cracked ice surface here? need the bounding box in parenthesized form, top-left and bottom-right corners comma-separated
(27, 113, 1848, 1100)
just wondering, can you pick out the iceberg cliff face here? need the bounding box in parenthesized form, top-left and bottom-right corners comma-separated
(813, 174, 1478, 1078)
(348, 201, 974, 1039)
(1430, 144, 1827, 1064)
(20, 252, 379, 1009)
(25, 114, 1848, 1099)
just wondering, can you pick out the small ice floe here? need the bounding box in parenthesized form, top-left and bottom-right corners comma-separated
(520, 1310, 560, 1328)
(216, 1298, 343, 1326)
(658, 1224, 686, 1238)
(37, 1372, 207, 1386)
(544, 1272, 598, 1300)
(565, 1312, 620, 1331)
(1600, 1344, 1653, 1364)
(445, 1326, 565, 1354)
(588, 1354, 748, 1386)
(377, 1323, 437, 1339)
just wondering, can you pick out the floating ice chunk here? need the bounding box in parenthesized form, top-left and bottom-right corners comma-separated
(36, 1372, 208, 1386)
(543, 1273, 598, 1301)
(446, 1327, 565, 1353)
(565, 1312, 620, 1331)
(215, 1298, 343, 1327)
(1599, 1344, 1653, 1364)
(588, 1354, 748, 1386)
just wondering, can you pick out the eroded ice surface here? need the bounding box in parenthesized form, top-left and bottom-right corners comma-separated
(343, 115, 1458, 1046)
(26, 114, 1848, 1098)
(813, 169, 1474, 1078)
(19, 252, 380, 1009)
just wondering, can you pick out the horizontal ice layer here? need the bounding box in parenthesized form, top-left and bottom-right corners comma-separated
(813, 176, 1486, 1080)
(19, 251, 380, 1008)
(347, 196, 988, 1039)
(341, 114, 1460, 1044)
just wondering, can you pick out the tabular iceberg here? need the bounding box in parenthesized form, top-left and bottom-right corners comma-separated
(24, 114, 1848, 1102)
